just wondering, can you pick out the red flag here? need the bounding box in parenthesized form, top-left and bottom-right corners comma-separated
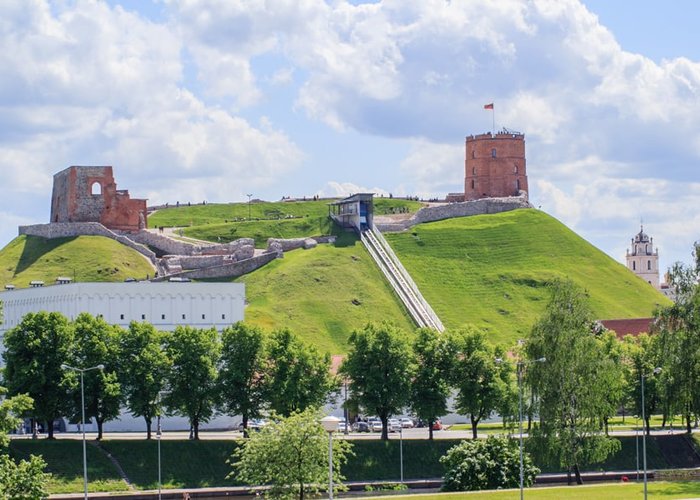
(484, 103, 494, 110)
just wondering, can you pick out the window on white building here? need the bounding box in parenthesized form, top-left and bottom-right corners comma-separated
(141, 314, 145, 320)
(120, 314, 124, 320)
(182, 314, 186, 320)
(161, 314, 165, 320)
(222, 314, 226, 320)
(202, 314, 206, 320)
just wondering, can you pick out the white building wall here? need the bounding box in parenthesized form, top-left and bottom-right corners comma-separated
(0, 282, 245, 335)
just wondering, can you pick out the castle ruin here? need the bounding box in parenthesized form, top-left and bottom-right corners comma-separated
(50, 166, 147, 232)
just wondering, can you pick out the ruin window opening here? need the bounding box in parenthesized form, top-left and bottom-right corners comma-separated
(514, 165, 518, 174)
(91, 182, 102, 195)
(491, 148, 496, 158)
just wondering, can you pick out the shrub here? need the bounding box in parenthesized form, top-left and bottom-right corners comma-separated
(440, 436, 539, 491)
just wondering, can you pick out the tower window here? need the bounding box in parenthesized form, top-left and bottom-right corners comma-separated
(491, 148, 496, 158)
(632, 261, 636, 271)
(514, 165, 518, 174)
(472, 150, 475, 159)
(472, 167, 476, 175)
(471, 179, 475, 189)
(91, 182, 102, 195)
(647, 260, 651, 270)
(516, 179, 520, 191)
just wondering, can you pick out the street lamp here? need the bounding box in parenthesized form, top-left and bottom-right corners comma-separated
(246, 193, 253, 219)
(156, 390, 169, 500)
(320, 415, 340, 500)
(641, 366, 662, 500)
(496, 355, 546, 500)
(61, 363, 104, 500)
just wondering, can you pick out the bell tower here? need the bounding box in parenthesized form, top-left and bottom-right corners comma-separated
(626, 226, 660, 289)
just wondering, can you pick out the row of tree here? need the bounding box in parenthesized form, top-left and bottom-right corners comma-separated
(2, 315, 335, 439)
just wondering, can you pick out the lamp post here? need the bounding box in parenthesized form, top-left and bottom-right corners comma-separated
(320, 416, 340, 500)
(156, 390, 168, 500)
(641, 367, 662, 500)
(496, 355, 546, 500)
(61, 363, 104, 500)
(399, 424, 404, 483)
(247, 193, 252, 219)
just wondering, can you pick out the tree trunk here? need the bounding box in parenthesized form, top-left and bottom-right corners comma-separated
(97, 418, 104, 440)
(47, 420, 54, 439)
(193, 418, 200, 440)
(470, 415, 479, 439)
(31, 418, 38, 439)
(662, 414, 667, 429)
(686, 413, 692, 434)
(145, 416, 152, 440)
(567, 467, 572, 485)
(380, 414, 388, 441)
(645, 415, 651, 436)
(242, 414, 249, 439)
(574, 463, 583, 485)
(604, 416, 609, 437)
(428, 419, 434, 440)
(299, 481, 304, 500)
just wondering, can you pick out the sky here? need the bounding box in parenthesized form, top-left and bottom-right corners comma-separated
(1, 0, 699, 276)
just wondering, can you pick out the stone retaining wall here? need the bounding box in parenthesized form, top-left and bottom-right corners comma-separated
(374, 194, 531, 232)
(166, 252, 279, 280)
(19, 223, 157, 264)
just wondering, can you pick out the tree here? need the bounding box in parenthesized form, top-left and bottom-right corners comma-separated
(230, 407, 352, 500)
(410, 328, 454, 440)
(526, 280, 622, 484)
(217, 323, 268, 435)
(0, 454, 49, 500)
(163, 326, 220, 439)
(654, 242, 700, 434)
(440, 436, 539, 492)
(265, 329, 336, 417)
(118, 321, 170, 439)
(2, 312, 73, 439)
(340, 322, 414, 440)
(452, 328, 511, 439)
(622, 333, 664, 435)
(67, 313, 122, 440)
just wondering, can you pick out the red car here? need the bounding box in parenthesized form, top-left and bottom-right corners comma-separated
(431, 420, 443, 431)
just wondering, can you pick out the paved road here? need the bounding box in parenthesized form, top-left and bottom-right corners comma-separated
(12, 426, 698, 441)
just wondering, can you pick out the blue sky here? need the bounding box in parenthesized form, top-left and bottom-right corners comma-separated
(1, 0, 699, 276)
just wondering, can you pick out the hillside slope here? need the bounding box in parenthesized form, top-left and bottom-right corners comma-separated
(0, 235, 154, 287)
(229, 234, 415, 354)
(385, 208, 670, 344)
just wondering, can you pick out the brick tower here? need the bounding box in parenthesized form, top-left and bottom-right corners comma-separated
(626, 226, 660, 288)
(50, 166, 147, 232)
(464, 131, 528, 201)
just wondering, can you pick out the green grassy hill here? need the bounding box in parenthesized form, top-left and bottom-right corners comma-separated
(0, 235, 155, 287)
(229, 233, 415, 354)
(0, 206, 668, 352)
(148, 198, 424, 247)
(385, 208, 670, 345)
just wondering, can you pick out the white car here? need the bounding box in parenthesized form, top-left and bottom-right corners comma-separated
(369, 418, 383, 432)
(399, 417, 414, 429)
(388, 418, 402, 433)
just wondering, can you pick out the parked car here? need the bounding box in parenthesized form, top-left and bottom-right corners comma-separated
(337, 419, 349, 433)
(238, 418, 268, 432)
(431, 419, 443, 431)
(369, 418, 383, 432)
(352, 421, 370, 433)
(388, 418, 402, 433)
(399, 417, 414, 429)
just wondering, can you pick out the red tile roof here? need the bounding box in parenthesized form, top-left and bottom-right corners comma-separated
(600, 318, 654, 339)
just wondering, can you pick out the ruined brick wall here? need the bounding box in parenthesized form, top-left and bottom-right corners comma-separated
(464, 133, 528, 201)
(50, 166, 147, 232)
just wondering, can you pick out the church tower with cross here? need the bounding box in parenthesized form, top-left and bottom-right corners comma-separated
(626, 225, 660, 289)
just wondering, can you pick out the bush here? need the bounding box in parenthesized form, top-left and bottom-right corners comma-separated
(0, 454, 49, 499)
(440, 436, 539, 491)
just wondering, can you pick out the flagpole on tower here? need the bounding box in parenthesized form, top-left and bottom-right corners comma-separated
(484, 103, 495, 133)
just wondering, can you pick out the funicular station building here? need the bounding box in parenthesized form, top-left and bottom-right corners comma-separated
(328, 193, 374, 232)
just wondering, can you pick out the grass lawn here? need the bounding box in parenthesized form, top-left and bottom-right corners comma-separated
(9, 439, 129, 494)
(359, 481, 700, 499)
(153, 199, 424, 246)
(227, 235, 416, 354)
(14, 434, 695, 494)
(0, 235, 155, 288)
(385, 209, 670, 345)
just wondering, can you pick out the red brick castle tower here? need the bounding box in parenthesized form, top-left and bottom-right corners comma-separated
(464, 131, 528, 201)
